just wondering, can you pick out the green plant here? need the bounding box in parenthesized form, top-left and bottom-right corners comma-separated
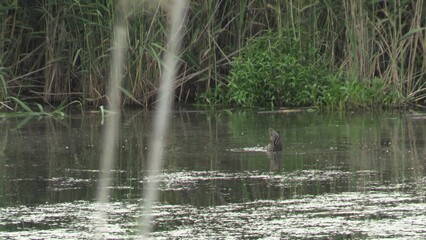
(0, 97, 81, 117)
(0, 1, 425, 109)
(321, 72, 405, 110)
(225, 31, 328, 107)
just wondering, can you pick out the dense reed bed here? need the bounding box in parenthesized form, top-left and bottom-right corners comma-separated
(0, 0, 425, 109)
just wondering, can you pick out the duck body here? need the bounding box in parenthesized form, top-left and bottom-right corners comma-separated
(265, 128, 283, 152)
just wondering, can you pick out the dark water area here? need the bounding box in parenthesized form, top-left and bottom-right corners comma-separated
(1, 108, 426, 239)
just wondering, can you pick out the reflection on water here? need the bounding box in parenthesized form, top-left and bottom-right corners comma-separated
(0, 109, 426, 238)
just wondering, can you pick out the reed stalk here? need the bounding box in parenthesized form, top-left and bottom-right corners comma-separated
(92, 0, 187, 237)
(93, 0, 128, 238)
(138, 0, 187, 237)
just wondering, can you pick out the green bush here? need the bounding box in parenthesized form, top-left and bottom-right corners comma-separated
(197, 31, 404, 109)
(321, 73, 404, 109)
(226, 31, 328, 107)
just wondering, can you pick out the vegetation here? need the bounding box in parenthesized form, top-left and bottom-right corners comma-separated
(0, 1, 425, 110)
(0, 97, 81, 117)
(222, 31, 328, 108)
(205, 31, 407, 109)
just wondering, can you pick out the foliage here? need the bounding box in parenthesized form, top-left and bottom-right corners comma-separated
(223, 31, 328, 107)
(0, 1, 425, 109)
(321, 73, 405, 109)
(0, 97, 81, 117)
(208, 30, 406, 109)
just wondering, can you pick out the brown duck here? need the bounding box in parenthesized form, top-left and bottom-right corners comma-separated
(266, 128, 283, 152)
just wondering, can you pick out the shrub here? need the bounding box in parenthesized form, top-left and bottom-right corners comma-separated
(321, 73, 404, 109)
(226, 31, 329, 107)
(197, 30, 404, 109)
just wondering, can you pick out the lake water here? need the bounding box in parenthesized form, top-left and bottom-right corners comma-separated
(1, 108, 426, 239)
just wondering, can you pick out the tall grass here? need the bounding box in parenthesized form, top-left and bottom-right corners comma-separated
(0, 0, 425, 108)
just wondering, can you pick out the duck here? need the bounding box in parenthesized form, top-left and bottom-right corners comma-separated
(265, 128, 283, 152)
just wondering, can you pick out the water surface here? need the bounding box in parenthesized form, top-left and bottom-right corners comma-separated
(1, 109, 426, 239)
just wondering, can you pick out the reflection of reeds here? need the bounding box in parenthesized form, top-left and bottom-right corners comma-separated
(0, 120, 6, 203)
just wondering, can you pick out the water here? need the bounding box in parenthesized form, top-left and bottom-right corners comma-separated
(1, 109, 426, 239)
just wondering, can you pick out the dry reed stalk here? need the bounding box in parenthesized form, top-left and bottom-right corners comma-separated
(138, 1, 188, 237)
(93, 0, 128, 238)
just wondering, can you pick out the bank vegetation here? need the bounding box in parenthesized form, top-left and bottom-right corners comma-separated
(0, 1, 425, 110)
